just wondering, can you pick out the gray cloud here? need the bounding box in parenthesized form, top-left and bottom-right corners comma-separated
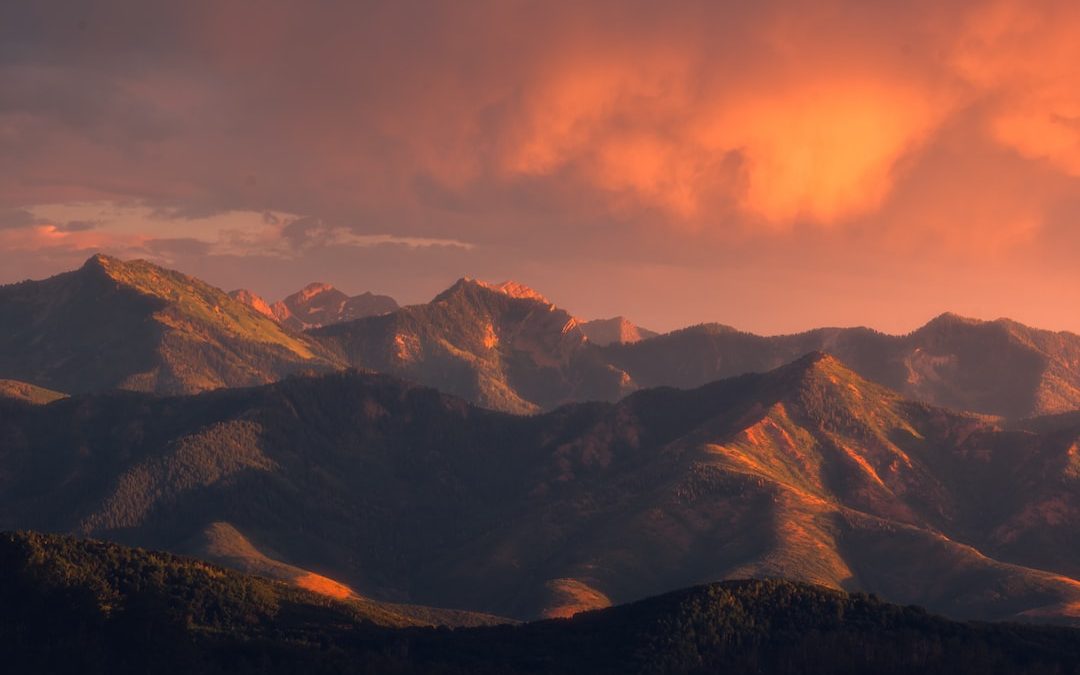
(0, 207, 40, 229)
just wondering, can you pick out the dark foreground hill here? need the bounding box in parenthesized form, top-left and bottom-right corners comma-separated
(3, 531, 1079, 675)
(2, 356, 1079, 623)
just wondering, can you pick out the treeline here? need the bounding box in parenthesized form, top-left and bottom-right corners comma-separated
(3, 531, 1080, 674)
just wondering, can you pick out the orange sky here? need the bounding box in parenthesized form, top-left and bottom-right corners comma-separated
(3, 1, 1080, 334)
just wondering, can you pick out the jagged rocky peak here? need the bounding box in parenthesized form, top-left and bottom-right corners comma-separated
(433, 277, 553, 307)
(295, 281, 340, 301)
(483, 280, 550, 303)
(271, 281, 399, 330)
(228, 288, 275, 318)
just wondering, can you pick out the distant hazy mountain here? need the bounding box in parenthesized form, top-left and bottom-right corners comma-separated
(316, 274, 1080, 418)
(262, 282, 399, 331)
(0, 255, 339, 395)
(2, 357, 1078, 623)
(599, 312, 1080, 418)
(580, 316, 658, 346)
(6, 534, 1078, 675)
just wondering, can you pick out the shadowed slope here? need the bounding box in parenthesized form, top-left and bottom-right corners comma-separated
(1, 357, 1078, 623)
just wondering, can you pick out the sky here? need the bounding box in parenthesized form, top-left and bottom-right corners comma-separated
(3, 1, 1080, 335)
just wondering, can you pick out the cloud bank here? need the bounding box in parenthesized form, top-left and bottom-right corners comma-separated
(2, 0, 1080, 332)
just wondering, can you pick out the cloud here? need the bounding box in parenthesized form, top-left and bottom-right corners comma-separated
(0, 1, 964, 233)
(56, 219, 98, 232)
(951, 0, 1080, 176)
(3, 1, 1080, 334)
(0, 207, 41, 230)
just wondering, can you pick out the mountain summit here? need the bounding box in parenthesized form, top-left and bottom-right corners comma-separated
(0, 254, 338, 395)
(475, 279, 550, 304)
(270, 282, 399, 331)
(314, 277, 624, 413)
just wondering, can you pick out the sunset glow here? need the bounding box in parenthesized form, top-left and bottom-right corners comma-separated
(4, 1, 1080, 334)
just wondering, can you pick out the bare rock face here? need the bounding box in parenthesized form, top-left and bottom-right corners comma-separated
(478, 279, 551, 304)
(228, 288, 275, 318)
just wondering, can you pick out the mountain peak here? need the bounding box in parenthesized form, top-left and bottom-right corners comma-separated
(770, 351, 865, 391)
(80, 252, 127, 279)
(296, 282, 338, 298)
(272, 281, 397, 330)
(1, 255, 334, 396)
(434, 277, 552, 306)
(797, 349, 835, 365)
(923, 312, 983, 329)
(82, 252, 115, 268)
(483, 280, 550, 304)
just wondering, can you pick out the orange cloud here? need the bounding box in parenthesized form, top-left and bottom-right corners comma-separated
(697, 82, 943, 225)
(953, 0, 1080, 175)
(488, 11, 954, 227)
(10, 0, 1080, 337)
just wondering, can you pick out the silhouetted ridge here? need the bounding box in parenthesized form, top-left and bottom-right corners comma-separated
(4, 531, 1080, 674)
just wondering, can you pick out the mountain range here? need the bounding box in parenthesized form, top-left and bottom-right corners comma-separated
(2, 354, 1078, 624)
(315, 275, 1080, 418)
(7, 255, 1080, 419)
(4, 253, 1080, 638)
